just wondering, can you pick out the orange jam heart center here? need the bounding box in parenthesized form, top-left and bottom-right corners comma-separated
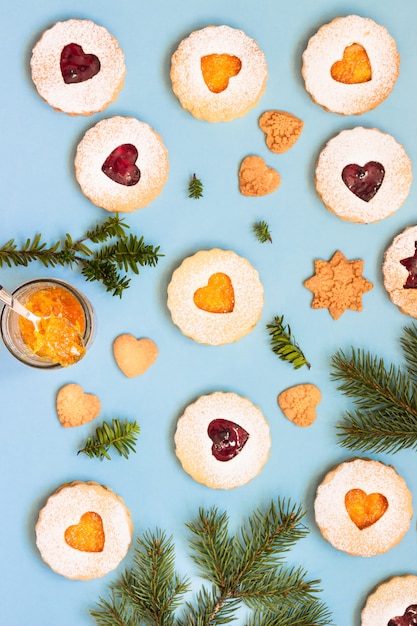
(331, 43, 372, 84)
(193, 272, 235, 313)
(64, 511, 105, 552)
(345, 488, 388, 530)
(201, 54, 242, 93)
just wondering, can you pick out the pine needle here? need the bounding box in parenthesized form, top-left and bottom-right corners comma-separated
(188, 173, 204, 199)
(267, 315, 311, 370)
(253, 220, 272, 243)
(78, 418, 140, 460)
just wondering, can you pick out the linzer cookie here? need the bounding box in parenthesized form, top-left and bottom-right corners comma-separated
(302, 15, 399, 115)
(35, 481, 133, 579)
(383, 225, 417, 318)
(167, 249, 264, 345)
(174, 392, 271, 489)
(170, 25, 267, 122)
(361, 575, 417, 626)
(74, 116, 169, 212)
(315, 127, 412, 223)
(314, 458, 412, 556)
(30, 19, 126, 116)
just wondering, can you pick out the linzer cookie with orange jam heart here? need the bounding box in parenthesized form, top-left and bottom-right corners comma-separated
(315, 127, 412, 223)
(74, 116, 169, 212)
(167, 249, 264, 345)
(302, 15, 399, 115)
(35, 481, 133, 580)
(30, 19, 126, 116)
(174, 392, 271, 489)
(314, 458, 412, 557)
(170, 25, 267, 122)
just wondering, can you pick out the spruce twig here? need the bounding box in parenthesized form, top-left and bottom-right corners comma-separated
(267, 315, 311, 370)
(77, 419, 140, 460)
(253, 220, 272, 243)
(188, 173, 204, 199)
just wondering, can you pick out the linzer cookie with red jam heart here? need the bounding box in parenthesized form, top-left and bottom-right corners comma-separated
(314, 458, 412, 557)
(30, 19, 126, 116)
(74, 116, 169, 212)
(361, 575, 417, 626)
(35, 481, 133, 580)
(167, 249, 264, 345)
(382, 225, 417, 318)
(174, 392, 271, 489)
(170, 25, 267, 122)
(302, 15, 399, 115)
(315, 127, 412, 223)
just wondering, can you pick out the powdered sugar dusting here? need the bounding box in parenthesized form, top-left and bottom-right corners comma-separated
(383, 225, 417, 317)
(30, 19, 125, 116)
(314, 458, 412, 557)
(302, 15, 399, 115)
(170, 25, 267, 122)
(361, 575, 417, 625)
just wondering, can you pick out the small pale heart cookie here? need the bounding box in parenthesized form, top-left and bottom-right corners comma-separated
(35, 481, 133, 580)
(113, 334, 158, 378)
(382, 225, 417, 318)
(239, 155, 281, 197)
(314, 458, 412, 556)
(278, 384, 321, 427)
(259, 111, 303, 154)
(361, 575, 417, 626)
(56, 383, 101, 427)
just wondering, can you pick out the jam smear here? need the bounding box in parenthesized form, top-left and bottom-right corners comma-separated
(331, 43, 372, 84)
(201, 54, 242, 93)
(102, 144, 141, 186)
(64, 511, 105, 552)
(60, 43, 101, 84)
(341, 161, 385, 202)
(207, 419, 249, 461)
(400, 242, 417, 288)
(388, 605, 417, 626)
(344, 488, 388, 530)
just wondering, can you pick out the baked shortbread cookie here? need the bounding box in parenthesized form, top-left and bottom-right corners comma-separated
(361, 575, 417, 626)
(314, 458, 412, 556)
(30, 19, 126, 116)
(315, 127, 412, 223)
(35, 481, 133, 580)
(302, 15, 399, 115)
(167, 249, 264, 345)
(74, 116, 169, 212)
(170, 25, 267, 122)
(383, 225, 417, 318)
(174, 392, 271, 489)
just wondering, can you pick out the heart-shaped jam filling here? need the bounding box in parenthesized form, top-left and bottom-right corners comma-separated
(102, 144, 141, 186)
(330, 43, 372, 84)
(388, 604, 417, 626)
(201, 54, 242, 93)
(64, 511, 105, 552)
(400, 242, 417, 289)
(341, 161, 385, 202)
(60, 43, 101, 84)
(193, 272, 235, 313)
(208, 418, 249, 461)
(345, 488, 388, 530)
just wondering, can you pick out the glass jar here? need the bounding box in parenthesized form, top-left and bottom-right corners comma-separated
(0, 278, 95, 369)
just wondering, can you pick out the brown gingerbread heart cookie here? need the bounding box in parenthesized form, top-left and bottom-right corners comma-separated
(259, 110, 303, 154)
(278, 383, 321, 427)
(56, 383, 101, 428)
(239, 155, 280, 196)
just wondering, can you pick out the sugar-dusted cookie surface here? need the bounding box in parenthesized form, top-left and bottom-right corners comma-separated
(278, 384, 321, 427)
(167, 249, 264, 345)
(170, 25, 267, 122)
(239, 155, 281, 196)
(315, 127, 412, 223)
(302, 15, 399, 115)
(361, 575, 417, 626)
(113, 334, 158, 378)
(30, 19, 126, 116)
(383, 225, 417, 318)
(259, 110, 303, 154)
(35, 481, 133, 580)
(174, 392, 271, 489)
(56, 383, 101, 427)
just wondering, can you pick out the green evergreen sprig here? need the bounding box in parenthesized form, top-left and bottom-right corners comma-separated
(331, 323, 417, 453)
(77, 418, 140, 460)
(253, 220, 272, 243)
(0, 214, 162, 297)
(188, 173, 204, 199)
(267, 315, 311, 370)
(90, 498, 332, 626)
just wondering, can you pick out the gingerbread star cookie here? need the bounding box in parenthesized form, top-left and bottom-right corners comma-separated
(259, 110, 303, 154)
(239, 155, 280, 196)
(304, 250, 373, 319)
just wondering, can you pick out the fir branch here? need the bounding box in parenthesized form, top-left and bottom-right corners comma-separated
(267, 315, 311, 370)
(0, 214, 163, 297)
(253, 220, 272, 243)
(188, 173, 204, 199)
(77, 418, 140, 460)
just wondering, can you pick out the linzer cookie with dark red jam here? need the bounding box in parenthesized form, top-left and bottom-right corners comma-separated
(382, 225, 417, 318)
(174, 392, 271, 489)
(315, 127, 412, 223)
(74, 116, 169, 212)
(30, 19, 125, 116)
(361, 576, 417, 626)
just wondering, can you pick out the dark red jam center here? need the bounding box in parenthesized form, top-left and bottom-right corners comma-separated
(341, 161, 385, 202)
(388, 604, 417, 626)
(101, 144, 141, 186)
(207, 419, 249, 462)
(60, 43, 101, 84)
(400, 241, 417, 288)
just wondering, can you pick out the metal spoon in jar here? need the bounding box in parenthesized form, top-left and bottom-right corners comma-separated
(0, 284, 43, 329)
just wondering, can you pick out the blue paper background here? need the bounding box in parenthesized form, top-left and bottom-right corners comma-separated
(1, 1, 417, 625)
